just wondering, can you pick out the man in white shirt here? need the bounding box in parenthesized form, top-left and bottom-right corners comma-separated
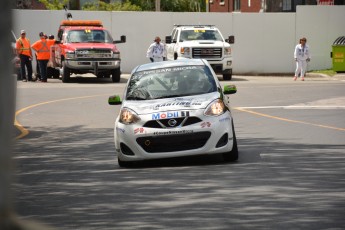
(147, 36, 166, 62)
(294, 37, 311, 81)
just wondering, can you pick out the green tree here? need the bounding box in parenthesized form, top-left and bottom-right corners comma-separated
(83, 0, 142, 11)
(129, 0, 205, 12)
(38, 0, 69, 10)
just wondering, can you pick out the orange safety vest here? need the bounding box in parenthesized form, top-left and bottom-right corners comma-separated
(16, 37, 32, 57)
(31, 38, 51, 60)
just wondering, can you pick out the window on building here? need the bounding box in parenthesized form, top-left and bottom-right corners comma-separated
(220, 0, 225, 5)
(283, 0, 292, 11)
(234, 0, 240, 11)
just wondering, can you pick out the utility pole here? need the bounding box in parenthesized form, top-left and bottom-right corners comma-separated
(0, 1, 15, 229)
(155, 0, 160, 11)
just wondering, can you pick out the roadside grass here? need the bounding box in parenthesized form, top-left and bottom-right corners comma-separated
(310, 69, 337, 76)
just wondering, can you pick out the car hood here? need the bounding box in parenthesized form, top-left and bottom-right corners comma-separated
(123, 92, 220, 115)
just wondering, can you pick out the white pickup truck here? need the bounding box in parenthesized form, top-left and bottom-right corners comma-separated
(165, 25, 234, 80)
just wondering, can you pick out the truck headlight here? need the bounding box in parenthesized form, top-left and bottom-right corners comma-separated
(66, 51, 75, 59)
(113, 52, 120, 59)
(119, 108, 140, 124)
(224, 47, 231, 55)
(204, 99, 226, 116)
(181, 47, 190, 55)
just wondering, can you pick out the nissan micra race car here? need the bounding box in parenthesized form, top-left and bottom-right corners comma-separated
(108, 59, 238, 167)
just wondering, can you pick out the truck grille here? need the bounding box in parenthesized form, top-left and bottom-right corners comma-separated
(192, 48, 222, 59)
(136, 131, 211, 153)
(75, 49, 112, 58)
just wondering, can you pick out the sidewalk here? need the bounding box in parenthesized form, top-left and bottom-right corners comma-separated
(306, 72, 345, 81)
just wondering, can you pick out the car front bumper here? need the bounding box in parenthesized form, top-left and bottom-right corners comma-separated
(114, 112, 235, 162)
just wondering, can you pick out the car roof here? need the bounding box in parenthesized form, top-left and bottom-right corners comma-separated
(134, 59, 207, 73)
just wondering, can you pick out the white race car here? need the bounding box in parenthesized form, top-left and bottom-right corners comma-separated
(108, 59, 238, 167)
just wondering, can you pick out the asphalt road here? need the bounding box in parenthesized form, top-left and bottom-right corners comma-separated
(12, 74, 345, 229)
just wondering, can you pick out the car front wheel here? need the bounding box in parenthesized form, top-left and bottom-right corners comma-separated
(222, 122, 238, 162)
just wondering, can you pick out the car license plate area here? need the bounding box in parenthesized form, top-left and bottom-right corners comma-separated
(136, 131, 211, 153)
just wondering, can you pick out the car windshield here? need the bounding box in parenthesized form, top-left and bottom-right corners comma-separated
(179, 29, 223, 42)
(126, 65, 217, 100)
(66, 30, 113, 43)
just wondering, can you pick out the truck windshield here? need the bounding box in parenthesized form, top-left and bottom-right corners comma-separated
(179, 30, 223, 42)
(66, 30, 114, 43)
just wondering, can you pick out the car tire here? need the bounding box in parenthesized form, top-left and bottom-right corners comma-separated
(223, 73, 232, 81)
(222, 122, 238, 162)
(61, 62, 70, 83)
(111, 68, 121, 82)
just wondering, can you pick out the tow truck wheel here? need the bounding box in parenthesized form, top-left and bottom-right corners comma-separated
(111, 68, 121, 83)
(62, 63, 70, 83)
(223, 73, 232, 81)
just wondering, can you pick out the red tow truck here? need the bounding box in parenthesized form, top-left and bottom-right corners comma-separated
(50, 20, 126, 83)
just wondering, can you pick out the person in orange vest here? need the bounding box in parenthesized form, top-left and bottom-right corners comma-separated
(16, 30, 33, 82)
(31, 32, 52, 82)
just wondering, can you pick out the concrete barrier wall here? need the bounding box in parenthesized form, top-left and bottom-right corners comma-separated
(12, 6, 345, 75)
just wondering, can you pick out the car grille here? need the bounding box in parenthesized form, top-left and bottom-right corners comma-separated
(192, 48, 222, 59)
(75, 49, 112, 58)
(143, 117, 202, 128)
(136, 131, 211, 153)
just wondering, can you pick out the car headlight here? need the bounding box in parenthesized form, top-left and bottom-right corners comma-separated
(181, 47, 190, 55)
(119, 108, 140, 124)
(204, 99, 226, 116)
(66, 51, 75, 59)
(224, 47, 231, 55)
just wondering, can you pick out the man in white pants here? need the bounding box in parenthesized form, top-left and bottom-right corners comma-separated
(147, 36, 166, 62)
(294, 37, 311, 81)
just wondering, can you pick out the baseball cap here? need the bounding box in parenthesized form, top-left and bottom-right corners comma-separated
(20, 30, 26, 34)
(39, 32, 44, 37)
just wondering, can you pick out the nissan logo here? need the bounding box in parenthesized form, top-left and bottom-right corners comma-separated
(168, 119, 177, 127)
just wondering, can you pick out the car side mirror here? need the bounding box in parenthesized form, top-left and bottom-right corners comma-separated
(108, 95, 122, 105)
(223, 85, 237, 95)
(114, 35, 126, 44)
(165, 36, 172, 44)
(226, 35, 235, 44)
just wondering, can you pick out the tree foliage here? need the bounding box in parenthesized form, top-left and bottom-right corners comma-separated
(38, 0, 206, 12)
(83, 0, 142, 11)
(129, 0, 205, 12)
(38, 0, 69, 10)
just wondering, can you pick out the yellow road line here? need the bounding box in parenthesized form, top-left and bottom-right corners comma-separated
(234, 107, 345, 132)
(14, 94, 107, 139)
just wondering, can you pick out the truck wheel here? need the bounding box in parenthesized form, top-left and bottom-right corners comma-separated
(53, 69, 60, 79)
(111, 68, 121, 83)
(223, 73, 232, 81)
(62, 63, 70, 83)
(47, 67, 53, 78)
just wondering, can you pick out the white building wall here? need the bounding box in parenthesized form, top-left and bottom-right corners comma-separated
(12, 6, 345, 75)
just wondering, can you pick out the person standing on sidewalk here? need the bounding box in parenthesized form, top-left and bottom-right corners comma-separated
(31, 32, 51, 82)
(294, 37, 311, 81)
(146, 36, 166, 62)
(16, 30, 33, 82)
